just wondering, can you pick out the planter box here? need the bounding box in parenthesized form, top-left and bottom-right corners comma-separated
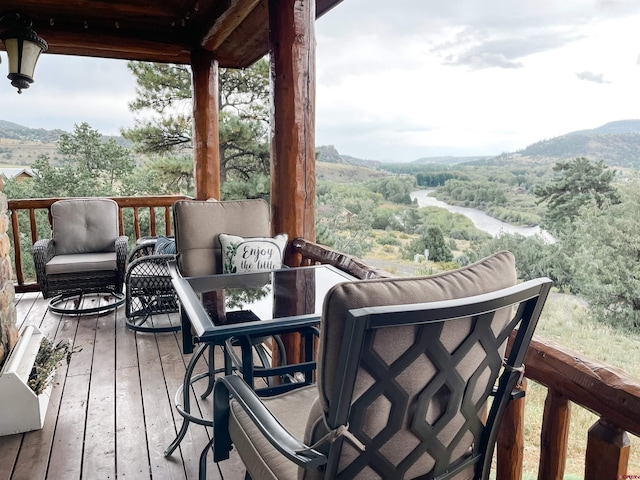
(0, 325, 52, 436)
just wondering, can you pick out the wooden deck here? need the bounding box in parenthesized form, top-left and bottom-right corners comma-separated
(0, 292, 247, 480)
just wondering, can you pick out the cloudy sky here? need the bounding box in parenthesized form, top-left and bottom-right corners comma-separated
(2, 0, 640, 162)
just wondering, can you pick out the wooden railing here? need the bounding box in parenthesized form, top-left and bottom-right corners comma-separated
(294, 238, 640, 479)
(8, 195, 189, 292)
(497, 335, 640, 480)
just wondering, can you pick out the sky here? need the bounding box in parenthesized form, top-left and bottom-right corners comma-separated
(2, 0, 640, 162)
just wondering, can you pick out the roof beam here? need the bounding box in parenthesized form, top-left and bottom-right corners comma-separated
(199, 0, 261, 51)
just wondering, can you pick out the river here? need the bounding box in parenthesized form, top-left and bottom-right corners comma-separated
(410, 190, 555, 242)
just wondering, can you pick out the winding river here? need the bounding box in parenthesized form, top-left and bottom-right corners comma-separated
(410, 190, 555, 243)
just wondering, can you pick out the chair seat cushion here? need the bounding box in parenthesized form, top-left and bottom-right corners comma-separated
(45, 252, 118, 275)
(229, 384, 318, 480)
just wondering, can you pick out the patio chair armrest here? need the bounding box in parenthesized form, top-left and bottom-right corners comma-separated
(213, 374, 327, 468)
(116, 236, 129, 267)
(126, 254, 175, 281)
(127, 240, 157, 262)
(33, 238, 55, 264)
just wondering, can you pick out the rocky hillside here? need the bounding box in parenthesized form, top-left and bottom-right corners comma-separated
(513, 119, 640, 169)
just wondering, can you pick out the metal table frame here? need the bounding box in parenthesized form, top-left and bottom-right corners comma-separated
(164, 263, 356, 471)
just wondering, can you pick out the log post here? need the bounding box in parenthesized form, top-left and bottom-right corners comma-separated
(268, 0, 317, 266)
(268, 0, 316, 365)
(191, 48, 220, 201)
(585, 418, 630, 480)
(497, 378, 526, 480)
(538, 389, 571, 480)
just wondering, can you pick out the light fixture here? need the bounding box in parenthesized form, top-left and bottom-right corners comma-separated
(0, 13, 48, 94)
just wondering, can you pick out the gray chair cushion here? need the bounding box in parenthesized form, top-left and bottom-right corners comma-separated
(229, 384, 318, 480)
(45, 252, 118, 274)
(173, 199, 271, 277)
(51, 198, 119, 255)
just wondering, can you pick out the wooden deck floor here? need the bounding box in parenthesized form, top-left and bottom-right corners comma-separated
(0, 292, 247, 480)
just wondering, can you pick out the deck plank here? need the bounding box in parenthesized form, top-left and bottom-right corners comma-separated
(82, 312, 117, 479)
(136, 325, 189, 479)
(155, 325, 215, 479)
(115, 308, 151, 479)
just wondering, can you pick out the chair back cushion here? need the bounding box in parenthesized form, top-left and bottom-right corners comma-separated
(173, 199, 271, 277)
(51, 198, 119, 255)
(317, 251, 517, 411)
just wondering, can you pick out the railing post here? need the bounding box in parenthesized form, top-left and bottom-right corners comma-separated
(497, 378, 526, 480)
(585, 418, 630, 480)
(538, 389, 571, 480)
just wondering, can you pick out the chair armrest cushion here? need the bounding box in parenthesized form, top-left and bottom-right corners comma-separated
(115, 236, 128, 270)
(213, 375, 327, 468)
(33, 238, 55, 265)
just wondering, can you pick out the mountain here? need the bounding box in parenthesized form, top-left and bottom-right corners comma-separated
(0, 120, 66, 143)
(511, 119, 640, 169)
(315, 145, 382, 169)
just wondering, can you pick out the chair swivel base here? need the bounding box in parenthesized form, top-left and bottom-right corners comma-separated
(125, 314, 181, 333)
(49, 290, 125, 316)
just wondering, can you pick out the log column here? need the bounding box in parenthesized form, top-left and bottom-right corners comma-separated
(191, 49, 220, 200)
(268, 0, 317, 265)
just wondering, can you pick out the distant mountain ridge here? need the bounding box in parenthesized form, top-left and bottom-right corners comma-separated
(5, 118, 640, 170)
(0, 120, 66, 143)
(0, 119, 130, 147)
(512, 119, 640, 169)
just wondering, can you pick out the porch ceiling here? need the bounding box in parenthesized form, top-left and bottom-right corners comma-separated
(0, 0, 342, 67)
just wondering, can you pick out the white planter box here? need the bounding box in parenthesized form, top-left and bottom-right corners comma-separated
(0, 325, 52, 436)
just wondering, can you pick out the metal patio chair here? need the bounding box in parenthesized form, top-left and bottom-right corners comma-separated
(212, 251, 552, 480)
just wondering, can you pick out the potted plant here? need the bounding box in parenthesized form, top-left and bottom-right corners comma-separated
(0, 326, 71, 435)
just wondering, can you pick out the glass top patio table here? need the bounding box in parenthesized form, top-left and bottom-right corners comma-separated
(169, 263, 356, 353)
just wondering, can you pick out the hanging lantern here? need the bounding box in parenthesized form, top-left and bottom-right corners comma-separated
(0, 13, 48, 93)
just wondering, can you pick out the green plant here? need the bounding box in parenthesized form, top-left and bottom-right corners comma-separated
(28, 337, 72, 395)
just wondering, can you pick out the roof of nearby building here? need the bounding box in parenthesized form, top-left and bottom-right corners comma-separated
(0, 168, 35, 179)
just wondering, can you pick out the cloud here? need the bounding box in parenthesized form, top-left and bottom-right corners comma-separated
(575, 71, 610, 83)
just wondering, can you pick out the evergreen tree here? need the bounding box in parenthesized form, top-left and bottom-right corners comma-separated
(534, 157, 619, 234)
(122, 59, 270, 195)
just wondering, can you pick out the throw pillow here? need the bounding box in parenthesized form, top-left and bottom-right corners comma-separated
(154, 235, 176, 255)
(219, 233, 288, 274)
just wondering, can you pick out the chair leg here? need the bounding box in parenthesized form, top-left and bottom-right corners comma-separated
(164, 343, 209, 456)
(200, 343, 217, 400)
(199, 436, 214, 480)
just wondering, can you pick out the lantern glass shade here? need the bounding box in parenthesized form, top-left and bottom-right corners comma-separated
(1, 25, 48, 93)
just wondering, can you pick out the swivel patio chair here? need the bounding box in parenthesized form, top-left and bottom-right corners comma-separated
(32, 198, 128, 315)
(125, 236, 180, 332)
(213, 251, 552, 480)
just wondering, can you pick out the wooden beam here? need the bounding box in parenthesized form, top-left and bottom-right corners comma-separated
(32, 29, 192, 64)
(199, 0, 262, 51)
(268, 0, 316, 267)
(191, 49, 221, 201)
